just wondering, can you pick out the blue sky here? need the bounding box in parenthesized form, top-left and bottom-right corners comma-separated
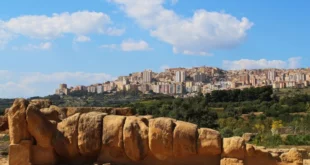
(0, 0, 309, 98)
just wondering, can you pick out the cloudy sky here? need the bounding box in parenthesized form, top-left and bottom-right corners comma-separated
(0, 0, 309, 98)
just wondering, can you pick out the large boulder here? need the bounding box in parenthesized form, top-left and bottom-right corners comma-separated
(197, 128, 221, 155)
(9, 140, 32, 165)
(26, 103, 57, 148)
(101, 115, 126, 158)
(31, 146, 58, 165)
(30, 99, 51, 109)
(280, 148, 303, 164)
(148, 117, 175, 160)
(123, 116, 149, 161)
(54, 113, 81, 160)
(173, 121, 198, 157)
(40, 108, 61, 122)
(78, 112, 105, 157)
(8, 99, 31, 144)
(222, 137, 245, 159)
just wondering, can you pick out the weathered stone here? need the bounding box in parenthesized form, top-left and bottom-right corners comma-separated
(30, 99, 51, 108)
(40, 107, 61, 122)
(50, 105, 67, 120)
(26, 103, 57, 148)
(78, 112, 105, 157)
(101, 115, 126, 158)
(245, 144, 255, 157)
(197, 128, 221, 156)
(8, 99, 30, 144)
(9, 140, 32, 165)
(123, 116, 149, 161)
(54, 113, 81, 159)
(280, 148, 303, 164)
(223, 137, 245, 159)
(31, 146, 57, 165)
(242, 133, 257, 143)
(220, 158, 244, 165)
(148, 117, 175, 160)
(173, 121, 198, 157)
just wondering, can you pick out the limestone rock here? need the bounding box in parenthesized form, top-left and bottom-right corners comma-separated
(222, 137, 245, 159)
(148, 117, 175, 160)
(220, 158, 244, 165)
(123, 116, 149, 161)
(26, 103, 57, 148)
(8, 99, 31, 144)
(173, 121, 198, 157)
(101, 115, 126, 158)
(49, 105, 67, 120)
(197, 128, 221, 155)
(9, 140, 32, 165)
(245, 144, 255, 157)
(242, 133, 256, 143)
(280, 148, 303, 164)
(78, 112, 105, 157)
(30, 99, 51, 108)
(31, 146, 58, 165)
(40, 107, 61, 122)
(54, 113, 81, 159)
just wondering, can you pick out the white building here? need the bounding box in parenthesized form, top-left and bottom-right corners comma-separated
(143, 70, 152, 83)
(175, 70, 186, 82)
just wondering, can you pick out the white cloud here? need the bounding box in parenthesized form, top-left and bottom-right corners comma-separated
(0, 11, 124, 47)
(222, 57, 302, 70)
(100, 39, 151, 52)
(288, 57, 302, 69)
(74, 35, 91, 42)
(121, 39, 151, 51)
(109, 0, 253, 55)
(0, 71, 116, 98)
(100, 44, 118, 50)
(171, 0, 178, 5)
(12, 42, 52, 51)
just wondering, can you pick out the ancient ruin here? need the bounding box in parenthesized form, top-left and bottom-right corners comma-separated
(7, 99, 303, 165)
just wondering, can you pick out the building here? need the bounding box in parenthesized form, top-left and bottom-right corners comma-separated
(55, 83, 69, 95)
(175, 70, 186, 82)
(193, 72, 206, 82)
(175, 83, 184, 94)
(239, 74, 250, 85)
(268, 70, 276, 81)
(87, 85, 97, 93)
(143, 70, 152, 83)
(97, 85, 104, 94)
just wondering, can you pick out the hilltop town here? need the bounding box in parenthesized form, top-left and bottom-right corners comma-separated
(55, 66, 310, 97)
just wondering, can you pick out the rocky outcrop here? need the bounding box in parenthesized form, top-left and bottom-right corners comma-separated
(123, 116, 149, 161)
(280, 148, 303, 165)
(101, 115, 126, 159)
(78, 112, 105, 158)
(26, 103, 57, 148)
(66, 107, 133, 117)
(148, 117, 175, 160)
(8, 99, 31, 144)
(54, 113, 81, 161)
(222, 137, 245, 160)
(197, 128, 222, 155)
(173, 121, 197, 157)
(7, 99, 304, 165)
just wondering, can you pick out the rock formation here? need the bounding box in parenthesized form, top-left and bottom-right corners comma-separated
(7, 99, 304, 165)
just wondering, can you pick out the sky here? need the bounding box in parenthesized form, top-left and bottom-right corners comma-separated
(0, 0, 309, 98)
